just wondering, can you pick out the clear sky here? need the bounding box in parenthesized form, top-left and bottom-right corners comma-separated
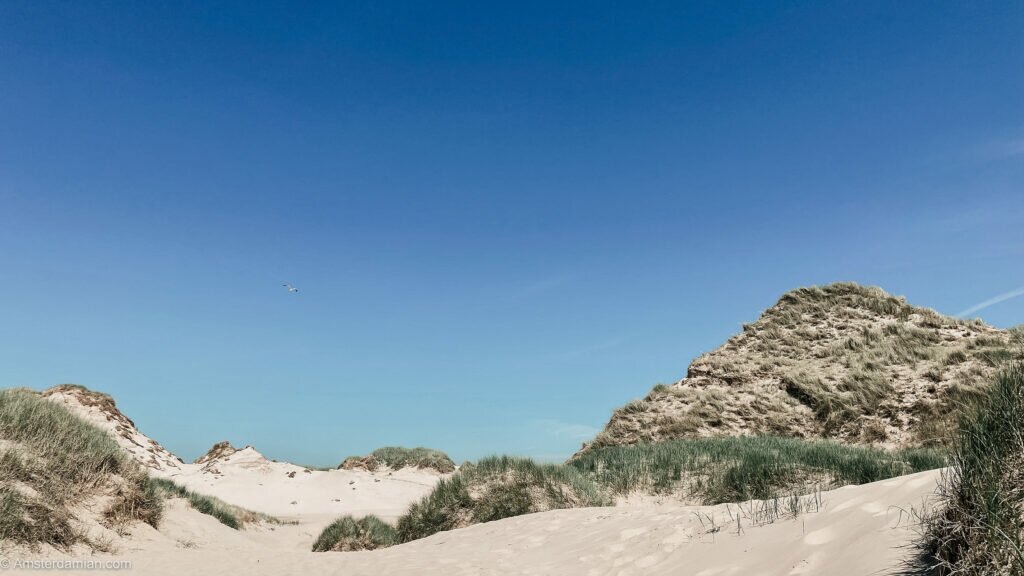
(1, 1, 1022, 465)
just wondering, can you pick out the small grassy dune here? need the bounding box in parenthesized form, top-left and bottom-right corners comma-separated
(312, 515, 397, 552)
(570, 436, 946, 503)
(148, 478, 283, 529)
(372, 446, 455, 472)
(909, 363, 1024, 575)
(396, 455, 610, 543)
(0, 388, 161, 549)
(340, 446, 455, 473)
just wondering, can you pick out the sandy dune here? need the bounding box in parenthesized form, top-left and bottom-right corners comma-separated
(156, 445, 443, 524)
(51, 468, 938, 576)
(30, 386, 939, 575)
(42, 385, 444, 527)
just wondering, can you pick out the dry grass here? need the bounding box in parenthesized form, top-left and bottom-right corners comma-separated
(312, 515, 397, 552)
(395, 456, 610, 543)
(0, 388, 161, 549)
(906, 363, 1024, 575)
(571, 436, 945, 503)
(339, 447, 455, 473)
(585, 283, 1023, 454)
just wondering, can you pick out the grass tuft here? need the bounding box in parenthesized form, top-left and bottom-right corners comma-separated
(312, 515, 397, 552)
(908, 363, 1024, 575)
(396, 455, 610, 542)
(341, 447, 455, 473)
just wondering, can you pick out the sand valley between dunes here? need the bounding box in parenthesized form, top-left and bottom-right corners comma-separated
(18, 468, 941, 576)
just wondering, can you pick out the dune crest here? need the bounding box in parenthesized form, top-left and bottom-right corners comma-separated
(42, 384, 186, 472)
(583, 282, 1022, 455)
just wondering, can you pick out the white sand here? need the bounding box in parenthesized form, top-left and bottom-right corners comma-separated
(33, 388, 940, 575)
(43, 386, 444, 527)
(20, 468, 937, 576)
(155, 446, 443, 524)
(40, 384, 445, 556)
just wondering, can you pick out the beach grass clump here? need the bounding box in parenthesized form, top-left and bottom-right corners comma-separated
(908, 363, 1024, 575)
(396, 455, 610, 542)
(312, 514, 398, 552)
(340, 446, 456, 473)
(0, 388, 161, 549)
(147, 477, 283, 529)
(370, 446, 456, 473)
(570, 435, 945, 503)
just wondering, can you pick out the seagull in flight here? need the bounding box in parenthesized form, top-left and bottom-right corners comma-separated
(283, 283, 299, 294)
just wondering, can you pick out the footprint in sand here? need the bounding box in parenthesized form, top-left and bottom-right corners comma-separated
(832, 496, 864, 512)
(858, 501, 887, 515)
(620, 527, 649, 540)
(524, 535, 546, 548)
(660, 527, 692, 552)
(788, 550, 827, 574)
(907, 474, 936, 488)
(634, 554, 661, 568)
(694, 567, 742, 576)
(803, 527, 836, 545)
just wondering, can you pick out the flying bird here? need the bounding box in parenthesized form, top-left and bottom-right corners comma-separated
(283, 283, 299, 293)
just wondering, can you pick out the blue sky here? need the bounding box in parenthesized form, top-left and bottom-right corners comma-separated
(1, 1, 1022, 465)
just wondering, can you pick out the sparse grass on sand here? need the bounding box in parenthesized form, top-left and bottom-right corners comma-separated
(906, 363, 1024, 575)
(395, 455, 610, 543)
(0, 388, 161, 549)
(368, 437, 945, 548)
(148, 478, 285, 530)
(570, 435, 946, 503)
(312, 515, 398, 552)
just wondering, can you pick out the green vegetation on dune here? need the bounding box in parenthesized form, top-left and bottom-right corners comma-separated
(909, 363, 1024, 575)
(0, 388, 161, 549)
(395, 455, 610, 543)
(371, 446, 455, 473)
(312, 515, 397, 552)
(587, 283, 1024, 454)
(339, 446, 456, 473)
(0, 385, 288, 549)
(380, 437, 942, 547)
(148, 477, 285, 530)
(570, 436, 946, 503)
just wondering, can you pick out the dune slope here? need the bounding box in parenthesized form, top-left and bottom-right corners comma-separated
(584, 283, 1022, 455)
(62, 468, 942, 576)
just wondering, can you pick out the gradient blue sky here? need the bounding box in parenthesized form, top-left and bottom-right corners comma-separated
(1, 1, 1022, 465)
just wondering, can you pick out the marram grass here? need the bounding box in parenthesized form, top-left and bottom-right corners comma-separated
(313, 515, 397, 552)
(907, 363, 1024, 575)
(570, 435, 946, 503)
(0, 388, 161, 549)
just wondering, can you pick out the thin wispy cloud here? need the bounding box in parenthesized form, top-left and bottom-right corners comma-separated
(956, 287, 1024, 318)
(473, 272, 577, 313)
(974, 137, 1024, 161)
(531, 419, 600, 442)
(995, 138, 1024, 158)
(502, 273, 576, 303)
(548, 335, 631, 361)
